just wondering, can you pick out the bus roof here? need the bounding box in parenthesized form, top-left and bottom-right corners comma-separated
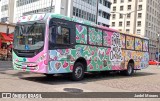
(18, 13, 149, 40)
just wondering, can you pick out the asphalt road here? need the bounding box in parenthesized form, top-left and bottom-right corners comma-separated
(0, 61, 160, 101)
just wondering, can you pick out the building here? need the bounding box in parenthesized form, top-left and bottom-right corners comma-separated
(97, 0, 111, 27)
(0, 0, 15, 23)
(0, 0, 111, 27)
(0, 0, 9, 23)
(110, 0, 160, 60)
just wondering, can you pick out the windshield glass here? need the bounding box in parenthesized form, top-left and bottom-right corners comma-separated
(14, 23, 45, 50)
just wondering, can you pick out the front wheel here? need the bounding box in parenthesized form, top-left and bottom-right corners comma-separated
(72, 62, 85, 81)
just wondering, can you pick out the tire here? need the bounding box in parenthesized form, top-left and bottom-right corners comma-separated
(120, 63, 134, 76)
(72, 62, 85, 81)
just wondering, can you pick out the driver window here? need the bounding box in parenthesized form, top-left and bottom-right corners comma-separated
(49, 26, 56, 44)
(56, 26, 70, 44)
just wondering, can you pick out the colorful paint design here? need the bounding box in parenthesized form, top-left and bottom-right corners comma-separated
(143, 40, 149, 51)
(109, 32, 123, 67)
(120, 34, 126, 48)
(89, 27, 102, 46)
(103, 31, 112, 46)
(126, 36, 134, 50)
(76, 24, 87, 44)
(13, 13, 149, 74)
(18, 14, 45, 23)
(135, 38, 142, 51)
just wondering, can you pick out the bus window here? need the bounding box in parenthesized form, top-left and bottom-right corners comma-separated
(143, 40, 149, 52)
(56, 26, 70, 44)
(135, 38, 142, 51)
(126, 36, 134, 50)
(49, 26, 56, 44)
(120, 34, 125, 48)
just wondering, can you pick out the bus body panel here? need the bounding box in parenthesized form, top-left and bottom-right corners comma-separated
(12, 50, 48, 73)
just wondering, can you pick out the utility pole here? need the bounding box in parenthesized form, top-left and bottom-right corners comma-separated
(96, 0, 99, 24)
(133, 0, 138, 34)
(50, 0, 53, 12)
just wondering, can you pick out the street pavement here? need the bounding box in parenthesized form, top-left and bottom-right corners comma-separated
(0, 61, 160, 101)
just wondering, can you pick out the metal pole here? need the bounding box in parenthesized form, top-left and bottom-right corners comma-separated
(158, 36, 159, 62)
(96, 0, 99, 24)
(50, 0, 53, 12)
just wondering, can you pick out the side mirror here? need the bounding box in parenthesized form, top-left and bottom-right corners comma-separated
(57, 26, 62, 35)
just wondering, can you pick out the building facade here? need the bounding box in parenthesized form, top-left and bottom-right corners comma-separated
(97, 0, 111, 27)
(110, 0, 160, 60)
(0, 0, 111, 27)
(0, 0, 9, 23)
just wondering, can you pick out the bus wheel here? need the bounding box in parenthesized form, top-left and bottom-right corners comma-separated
(72, 62, 85, 81)
(123, 63, 134, 76)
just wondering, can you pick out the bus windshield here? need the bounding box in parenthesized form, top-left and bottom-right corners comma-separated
(14, 23, 45, 50)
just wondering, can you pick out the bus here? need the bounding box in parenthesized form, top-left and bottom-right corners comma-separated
(13, 13, 149, 81)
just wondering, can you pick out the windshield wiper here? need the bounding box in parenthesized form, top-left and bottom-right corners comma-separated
(26, 22, 37, 34)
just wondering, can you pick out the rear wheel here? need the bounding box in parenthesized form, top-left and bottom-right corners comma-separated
(120, 63, 134, 76)
(72, 62, 85, 81)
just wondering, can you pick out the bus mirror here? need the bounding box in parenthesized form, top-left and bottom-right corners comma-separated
(57, 26, 62, 35)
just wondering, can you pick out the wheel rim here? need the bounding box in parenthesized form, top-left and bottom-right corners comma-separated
(75, 66, 83, 78)
(128, 65, 132, 74)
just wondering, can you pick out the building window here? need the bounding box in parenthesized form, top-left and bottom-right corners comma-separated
(17, 0, 39, 7)
(72, 6, 96, 22)
(119, 14, 123, 19)
(138, 13, 142, 18)
(121, 0, 124, 3)
(128, 5, 131, 10)
(119, 22, 123, 27)
(99, 0, 102, 4)
(1, 4, 8, 12)
(137, 29, 141, 34)
(119, 29, 122, 31)
(98, 22, 101, 25)
(112, 14, 116, 19)
(139, 0, 143, 2)
(127, 13, 131, 18)
(128, 0, 132, 2)
(126, 29, 130, 33)
(138, 5, 142, 10)
(137, 21, 141, 27)
(126, 21, 130, 26)
(120, 6, 124, 11)
(112, 22, 115, 27)
(113, 0, 117, 3)
(99, 10, 102, 16)
(113, 6, 116, 11)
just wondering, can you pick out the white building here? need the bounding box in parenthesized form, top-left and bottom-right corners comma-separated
(0, 0, 111, 27)
(0, 0, 15, 23)
(0, 0, 9, 23)
(97, 0, 111, 27)
(110, 0, 160, 60)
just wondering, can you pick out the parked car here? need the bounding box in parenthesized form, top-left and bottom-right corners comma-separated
(149, 60, 160, 65)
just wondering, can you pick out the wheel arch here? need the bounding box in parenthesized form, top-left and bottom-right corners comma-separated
(128, 59, 135, 69)
(74, 57, 87, 71)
